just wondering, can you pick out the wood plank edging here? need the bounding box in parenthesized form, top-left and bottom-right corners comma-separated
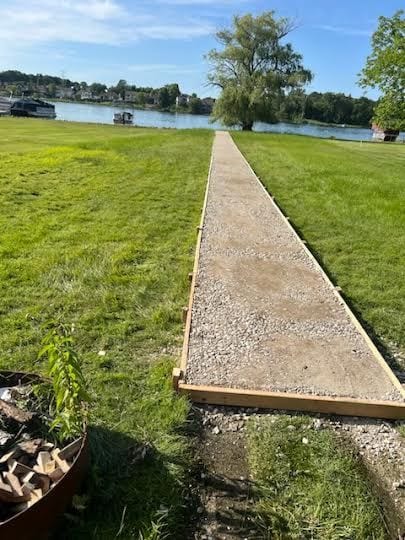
(179, 142, 215, 373)
(178, 383, 405, 420)
(229, 134, 405, 399)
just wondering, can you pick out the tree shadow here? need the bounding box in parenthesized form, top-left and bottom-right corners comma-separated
(52, 425, 192, 540)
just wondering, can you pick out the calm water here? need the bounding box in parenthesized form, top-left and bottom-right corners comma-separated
(52, 101, 404, 142)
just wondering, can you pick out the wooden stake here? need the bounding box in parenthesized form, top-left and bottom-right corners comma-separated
(172, 368, 182, 392)
(182, 307, 188, 324)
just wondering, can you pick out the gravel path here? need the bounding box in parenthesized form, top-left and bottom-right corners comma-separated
(185, 131, 403, 402)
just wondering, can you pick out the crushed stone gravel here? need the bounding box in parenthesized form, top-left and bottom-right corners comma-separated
(185, 131, 403, 402)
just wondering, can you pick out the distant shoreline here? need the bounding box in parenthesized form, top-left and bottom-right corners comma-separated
(51, 99, 371, 129)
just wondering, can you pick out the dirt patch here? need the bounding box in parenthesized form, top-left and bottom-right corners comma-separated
(192, 406, 260, 539)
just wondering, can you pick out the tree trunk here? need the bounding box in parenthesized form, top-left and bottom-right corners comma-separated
(242, 122, 253, 131)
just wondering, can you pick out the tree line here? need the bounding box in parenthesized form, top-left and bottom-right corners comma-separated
(281, 90, 376, 126)
(0, 70, 377, 126)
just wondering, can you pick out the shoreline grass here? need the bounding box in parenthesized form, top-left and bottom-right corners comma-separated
(0, 118, 213, 538)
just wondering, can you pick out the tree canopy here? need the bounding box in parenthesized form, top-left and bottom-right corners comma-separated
(207, 11, 312, 130)
(359, 10, 405, 130)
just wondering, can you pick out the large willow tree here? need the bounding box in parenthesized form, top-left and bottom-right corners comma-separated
(207, 12, 312, 130)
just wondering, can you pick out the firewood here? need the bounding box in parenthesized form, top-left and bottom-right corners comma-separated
(36, 451, 52, 473)
(18, 438, 44, 456)
(27, 488, 43, 507)
(59, 438, 82, 461)
(8, 459, 33, 476)
(15, 466, 50, 493)
(0, 478, 13, 503)
(51, 449, 70, 474)
(0, 399, 33, 424)
(3, 472, 31, 502)
(0, 447, 21, 464)
(48, 467, 64, 483)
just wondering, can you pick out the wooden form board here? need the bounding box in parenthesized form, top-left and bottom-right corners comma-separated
(180, 150, 214, 373)
(174, 132, 405, 420)
(178, 383, 405, 420)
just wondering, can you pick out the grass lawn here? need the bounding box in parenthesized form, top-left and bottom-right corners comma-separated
(248, 416, 386, 539)
(0, 118, 213, 538)
(233, 133, 405, 355)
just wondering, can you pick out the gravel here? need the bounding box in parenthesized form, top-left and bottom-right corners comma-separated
(185, 131, 404, 402)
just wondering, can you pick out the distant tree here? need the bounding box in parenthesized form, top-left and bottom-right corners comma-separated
(115, 79, 128, 99)
(359, 10, 405, 130)
(165, 83, 180, 105)
(47, 83, 57, 97)
(157, 86, 171, 108)
(280, 89, 306, 121)
(89, 83, 107, 95)
(206, 11, 312, 130)
(189, 96, 203, 114)
(350, 96, 375, 126)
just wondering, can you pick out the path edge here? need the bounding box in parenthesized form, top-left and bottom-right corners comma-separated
(173, 135, 215, 384)
(174, 131, 405, 420)
(229, 133, 405, 399)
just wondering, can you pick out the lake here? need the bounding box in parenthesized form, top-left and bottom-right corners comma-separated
(52, 101, 403, 142)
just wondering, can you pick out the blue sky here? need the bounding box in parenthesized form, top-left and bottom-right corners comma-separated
(0, 0, 402, 98)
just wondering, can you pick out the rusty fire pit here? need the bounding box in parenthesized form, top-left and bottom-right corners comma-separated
(0, 371, 89, 540)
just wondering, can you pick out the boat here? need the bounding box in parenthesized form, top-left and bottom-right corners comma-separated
(113, 111, 133, 125)
(0, 96, 12, 116)
(10, 98, 56, 119)
(372, 123, 399, 142)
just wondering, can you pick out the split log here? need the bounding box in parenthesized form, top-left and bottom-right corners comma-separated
(48, 467, 64, 483)
(0, 399, 33, 424)
(0, 447, 21, 464)
(18, 438, 44, 456)
(3, 472, 31, 502)
(52, 449, 70, 474)
(36, 451, 53, 473)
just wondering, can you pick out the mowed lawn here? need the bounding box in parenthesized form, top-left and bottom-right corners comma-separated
(0, 118, 213, 538)
(233, 132, 405, 355)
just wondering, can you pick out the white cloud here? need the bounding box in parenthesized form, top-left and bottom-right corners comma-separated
(0, 0, 215, 49)
(313, 25, 372, 37)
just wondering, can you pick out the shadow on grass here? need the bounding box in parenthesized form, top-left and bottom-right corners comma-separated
(53, 424, 193, 540)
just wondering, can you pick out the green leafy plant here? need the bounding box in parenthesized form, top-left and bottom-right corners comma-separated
(38, 321, 90, 442)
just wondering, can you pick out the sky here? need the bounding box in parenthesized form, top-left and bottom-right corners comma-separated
(0, 0, 402, 98)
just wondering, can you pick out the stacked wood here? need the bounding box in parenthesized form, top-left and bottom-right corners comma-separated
(0, 437, 82, 516)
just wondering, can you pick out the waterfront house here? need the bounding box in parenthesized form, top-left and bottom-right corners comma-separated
(176, 94, 191, 107)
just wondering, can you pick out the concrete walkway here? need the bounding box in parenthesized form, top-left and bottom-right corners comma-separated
(185, 131, 402, 401)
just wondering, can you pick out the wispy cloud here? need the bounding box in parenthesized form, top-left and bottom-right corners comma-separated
(313, 24, 372, 37)
(0, 0, 215, 49)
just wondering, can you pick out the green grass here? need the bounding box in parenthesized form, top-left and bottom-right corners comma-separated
(233, 132, 405, 353)
(248, 416, 387, 539)
(0, 118, 213, 538)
